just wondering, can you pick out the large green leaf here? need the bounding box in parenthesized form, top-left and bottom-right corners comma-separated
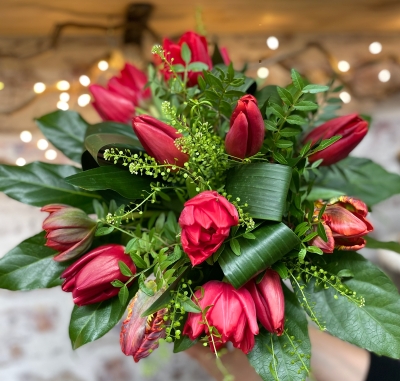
(248, 285, 310, 381)
(69, 283, 138, 349)
(35, 110, 89, 163)
(226, 163, 292, 221)
(85, 121, 142, 165)
(219, 223, 300, 288)
(0, 231, 68, 290)
(0, 162, 100, 212)
(65, 166, 152, 199)
(315, 157, 400, 206)
(365, 236, 400, 254)
(297, 252, 400, 358)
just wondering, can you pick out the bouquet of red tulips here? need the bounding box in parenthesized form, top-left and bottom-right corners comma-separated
(1, 31, 400, 381)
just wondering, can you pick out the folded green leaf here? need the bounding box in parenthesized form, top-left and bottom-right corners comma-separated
(65, 166, 152, 200)
(0, 231, 68, 290)
(0, 162, 100, 212)
(248, 285, 310, 381)
(219, 223, 300, 288)
(297, 252, 400, 358)
(35, 110, 88, 163)
(226, 163, 292, 221)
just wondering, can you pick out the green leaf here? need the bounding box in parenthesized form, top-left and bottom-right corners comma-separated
(69, 284, 137, 349)
(317, 222, 328, 242)
(275, 140, 293, 149)
(306, 186, 345, 201)
(118, 285, 129, 305)
(306, 245, 323, 254)
(95, 226, 114, 236)
(129, 252, 148, 268)
(291, 69, 305, 90)
(315, 157, 400, 206)
(365, 236, 400, 254)
(172, 64, 186, 73)
(269, 103, 286, 120)
(0, 231, 69, 290)
(229, 238, 241, 256)
(272, 262, 289, 279)
(141, 267, 189, 317)
(226, 163, 292, 221)
(187, 62, 209, 72)
(337, 269, 354, 278)
(139, 273, 154, 296)
(286, 115, 306, 125)
(0, 162, 99, 212)
(35, 110, 88, 163)
(181, 42, 191, 64)
(311, 136, 341, 153)
(84, 127, 142, 165)
(256, 85, 281, 107)
(118, 261, 134, 277)
(277, 87, 294, 105)
(181, 298, 202, 313)
(279, 126, 302, 137)
(173, 335, 198, 353)
(294, 101, 318, 111)
(248, 285, 310, 381)
(65, 166, 152, 200)
(219, 223, 300, 288)
(242, 232, 256, 240)
(300, 252, 400, 358)
(302, 84, 330, 93)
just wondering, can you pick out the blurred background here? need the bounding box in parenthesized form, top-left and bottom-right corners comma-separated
(1, 1, 400, 380)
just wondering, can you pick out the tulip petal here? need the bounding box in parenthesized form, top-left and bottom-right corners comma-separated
(324, 205, 369, 237)
(225, 112, 248, 159)
(310, 223, 335, 253)
(334, 236, 367, 251)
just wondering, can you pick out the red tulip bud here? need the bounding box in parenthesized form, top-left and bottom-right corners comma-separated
(120, 281, 167, 362)
(311, 196, 374, 253)
(90, 84, 135, 123)
(132, 115, 189, 167)
(304, 114, 368, 166)
(246, 270, 285, 335)
(225, 95, 265, 159)
(61, 244, 136, 306)
(41, 204, 97, 261)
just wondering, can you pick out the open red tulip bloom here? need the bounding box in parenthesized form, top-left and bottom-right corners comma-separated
(311, 196, 374, 253)
(183, 280, 259, 354)
(179, 191, 239, 266)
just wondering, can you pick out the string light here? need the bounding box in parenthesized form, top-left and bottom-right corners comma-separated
(59, 92, 70, 102)
(56, 80, 70, 91)
(338, 61, 350, 72)
(20, 130, 32, 143)
(378, 69, 391, 82)
(78, 94, 91, 107)
(98, 60, 109, 71)
(339, 91, 351, 104)
(257, 67, 269, 79)
(33, 82, 46, 94)
(369, 42, 382, 54)
(37, 139, 49, 150)
(16, 158, 26, 166)
(45, 149, 57, 160)
(79, 75, 91, 86)
(57, 101, 69, 110)
(266, 36, 279, 50)
(0, 82, 4, 90)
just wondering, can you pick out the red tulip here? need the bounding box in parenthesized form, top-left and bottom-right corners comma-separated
(160, 31, 212, 87)
(179, 191, 239, 266)
(132, 115, 189, 167)
(246, 270, 285, 335)
(311, 196, 374, 253)
(41, 204, 96, 262)
(120, 282, 167, 362)
(183, 280, 259, 354)
(61, 244, 136, 306)
(89, 63, 150, 123)
(303, 114, 368, 166)
(225, 95, 265, 159)
(219, 46, 231, 65)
